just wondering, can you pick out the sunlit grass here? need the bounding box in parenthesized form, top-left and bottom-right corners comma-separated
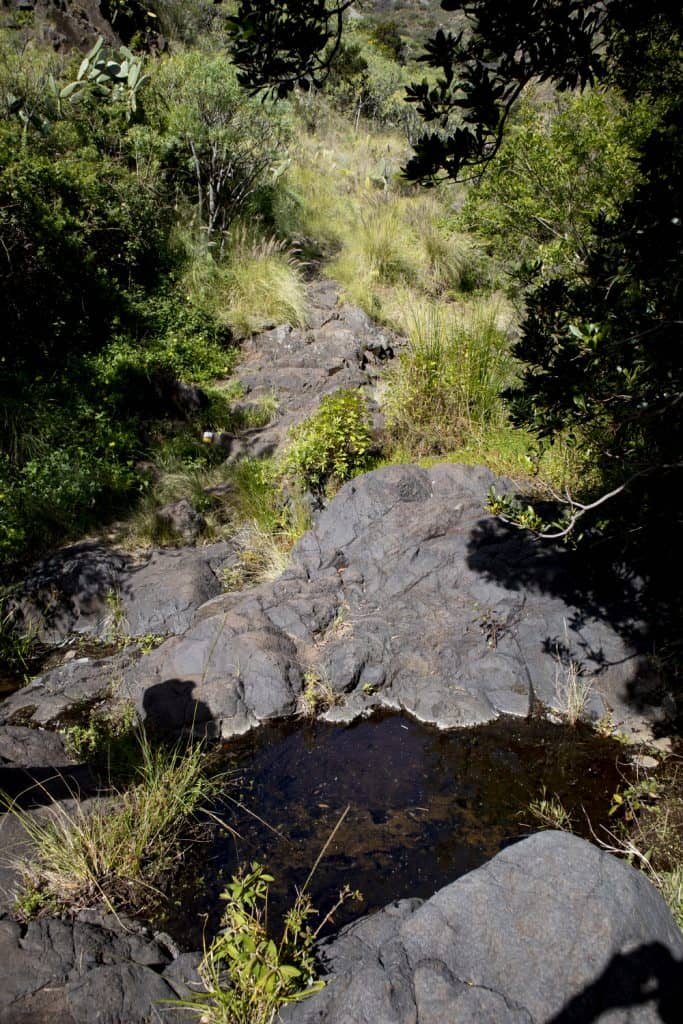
(5, 731, 215, 918)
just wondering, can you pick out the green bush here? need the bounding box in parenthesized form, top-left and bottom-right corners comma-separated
(146, 50, 292, 236)
(284, 390, 373, 491)
(461, 88, 652, 281)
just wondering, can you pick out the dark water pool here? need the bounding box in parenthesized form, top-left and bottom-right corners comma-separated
(161, 713, 628, 947)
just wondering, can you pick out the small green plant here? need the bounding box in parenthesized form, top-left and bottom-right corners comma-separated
(4, 731, 215, 918)
(0, 594, 37, 684)
(609, 777, 663, 821)
(102, 589, 128, 645)
(175, 810, 361, 1023)
(176, 864, 323, 1024)
(62, 700, 140, 779)
(298, 669, 342, 717)
(598, 758, 683, 929)
(284, 389, 373, 491)
(486, 488, 546, 533)
(527, 787, 573, 831)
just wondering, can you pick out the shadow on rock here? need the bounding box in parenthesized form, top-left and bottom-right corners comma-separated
(142, 679, 213, 734)
(465, 515, 675, 728)
(0, 763, 99, 809)
(548, 942, 683, 1023)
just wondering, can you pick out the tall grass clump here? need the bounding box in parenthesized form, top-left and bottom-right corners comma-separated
(184, 227, 308, 338)
(5, 731, 215, 918)
(382, 297, 515, 457)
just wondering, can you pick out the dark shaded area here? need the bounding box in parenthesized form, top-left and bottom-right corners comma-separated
(466, 513, 678, 729)
(6, 541, 128, 632)
(548, 942, 683, 1024)
(158, 712, 629, 947)
(142, 679, 214, 733)
(0, 762, 99, 809)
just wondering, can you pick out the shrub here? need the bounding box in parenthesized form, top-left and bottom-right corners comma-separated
(147, 50, 292, 236)
(461, 88, 652, 281)
(284, 390, 373, 491)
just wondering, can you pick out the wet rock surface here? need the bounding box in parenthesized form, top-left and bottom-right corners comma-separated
(282, 832, 683, 1024)
(120, 463, 656, 739)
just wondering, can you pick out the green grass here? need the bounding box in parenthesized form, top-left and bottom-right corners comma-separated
(183, 227, 308, 339)
(381, 296, 515, 457)
(5, 730, 216, 919)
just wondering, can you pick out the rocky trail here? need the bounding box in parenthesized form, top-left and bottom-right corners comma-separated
(0, 282, 680, 1022)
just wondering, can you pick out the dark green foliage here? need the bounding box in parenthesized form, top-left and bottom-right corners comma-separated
(228, 1, 356, 98)
(460, 89, 651, 281)
(508, 101, 683, 547)
(0, 121, 170, 377)
(0, 43, 237, 569)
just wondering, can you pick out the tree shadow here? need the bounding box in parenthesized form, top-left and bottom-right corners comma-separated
(465, 514, 676, 727)
(547, 942, 683, 1023)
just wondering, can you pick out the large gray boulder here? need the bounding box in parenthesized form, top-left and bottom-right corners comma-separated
(283, 832, 683, 1024)
(121, 464, 655, 738)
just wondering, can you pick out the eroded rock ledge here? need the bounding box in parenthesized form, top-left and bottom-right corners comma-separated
(1, 463, 663, 739)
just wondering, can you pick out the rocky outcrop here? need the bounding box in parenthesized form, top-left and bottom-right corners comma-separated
(283, 831, 683, 1024)
(223, 280, 399, 462)
(0, 909, 200, 1024)
(3, 463, 662, 737)
(9, 541, 236, 645)
(1, 835, 679, 1024)
(110, 463, 655, 739)
(2, 1, 120, 51)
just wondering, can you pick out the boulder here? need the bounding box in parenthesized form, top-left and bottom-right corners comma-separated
(283, 832, 683, 1024)
(0, 648, 136, 729)
(9, 542, 232, 645)
(154, 499, 206, 546)
(124, 464, 656, 738)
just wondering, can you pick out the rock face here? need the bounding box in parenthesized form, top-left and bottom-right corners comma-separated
(1, 834, 680, 1023)
(282, 831, 683, 1024)
(115, 463, 651, 739)
(0, 909, 200, 1024)
(224, 280, 399, 462)
(2, 1, 121, 51)
(9, 541, 234, 645)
